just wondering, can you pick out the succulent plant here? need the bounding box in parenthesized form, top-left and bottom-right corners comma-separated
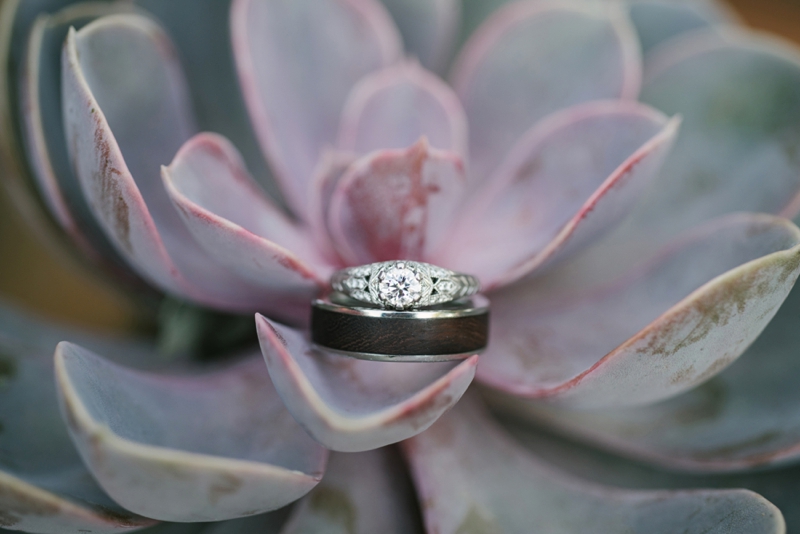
(2, 0, 800, 532)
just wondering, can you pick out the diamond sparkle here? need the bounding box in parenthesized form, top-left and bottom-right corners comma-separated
(378, 264, 423, 308)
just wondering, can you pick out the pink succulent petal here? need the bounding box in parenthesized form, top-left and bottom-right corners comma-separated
(338, 61, 468, 156)
(63, 14, 305, 316)
(327, 140, 467, 264)
(379, 0, 460, 72)
(162, 133, 330, 302)
(230, 0, 402, 219)
(282, 449, 422, 533)
(640, 28, 800, 242)
(163, 133, 321, 261)
(0, 306, 157, 534)
(488, 275, 800, 473)
(140, 0, 286, 210)
(452, 0, 642, 182)
(256, 316, 477, 452)
(308, 149, 358, 264)
(436, 100, 678, 288)
(55, 344, 328, 523)
(479, 214, 800, 409)
(403, 395, 784, 534)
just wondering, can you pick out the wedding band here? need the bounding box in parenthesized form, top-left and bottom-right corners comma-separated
(331, 260, 479, 310)
(310, 293, 489, 362)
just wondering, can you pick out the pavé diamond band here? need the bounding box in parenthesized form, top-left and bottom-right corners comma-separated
(330, 261, 480, 310)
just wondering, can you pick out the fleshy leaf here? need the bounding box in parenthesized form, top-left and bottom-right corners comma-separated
(504, 415, 800, 533)
(639, 28, 800, 245)
(628, 1, 720, 55)
(256, 315, 477, 452)
(307, 149, 358, 264)
(478, 214, 800, 408)
(281, 449, 422, 533)
(21, 3, 138, 269)
(62, 14, 298, 315)
(0, 304, 155, 533)
(451, 0, 642, 182)
(55, 344, 328, 522)
(162, 132, 329, 319)
(135, 0, 286, 205)
(436, 100, 678, 288)
(487, 274, 800, 472)
(327, 140, 466, 264)
(230, 0, 401, 219)
(403, 395, 785, 534)
(379, 0, 460, 72)
(337, 61, 468, 156)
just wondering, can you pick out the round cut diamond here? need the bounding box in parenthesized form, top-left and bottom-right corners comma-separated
(378, 265, 423, 308)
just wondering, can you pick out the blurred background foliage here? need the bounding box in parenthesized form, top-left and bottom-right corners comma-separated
(0, 0, 797, 336)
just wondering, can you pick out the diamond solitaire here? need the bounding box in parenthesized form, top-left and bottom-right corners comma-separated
(378, 263, 424, 308)
(331, 261, 480, 310)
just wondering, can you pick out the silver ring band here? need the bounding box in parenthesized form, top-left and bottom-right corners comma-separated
(330, 261, 479, 310)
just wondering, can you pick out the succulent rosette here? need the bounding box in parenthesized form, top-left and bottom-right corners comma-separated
(3, 0, 800, 531)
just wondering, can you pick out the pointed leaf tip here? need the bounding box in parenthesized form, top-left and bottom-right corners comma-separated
(55, 342, 328, 522)
(256, 315, 477, 452)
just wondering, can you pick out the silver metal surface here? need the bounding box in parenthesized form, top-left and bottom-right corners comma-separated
(316, 293, 490, 319)
(331, 260, 480, 310)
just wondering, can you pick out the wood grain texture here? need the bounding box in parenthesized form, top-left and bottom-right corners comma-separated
(311, 305, 489, 356)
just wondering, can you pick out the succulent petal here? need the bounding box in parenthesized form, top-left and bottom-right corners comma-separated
(139, 0, 284, 206)
(338, 61, 468, 157)
(642, 29, 800, 224)
(487, 273, 800, 472)
(628, 1, 729, 55)
(327, 140, 467, 264)
(256, 315, 477, 452)
(55, 344, 328, 523)
(162, 133, 330, 319)
(0, 305, 156, 533)
(379, 0, 460, 73)
(479, 214, 800, 409)
(403, 395, 785, 534)
(230, 0, 402, 219)
(593, 29, 800, 269)
(21, 3, 138, 270)
(452, 0, 642, 182)
(307, 150, 359, 264)
(281, 449, 423, 533)
(436, 100, 678, 288)
(62, 14, 304, 316)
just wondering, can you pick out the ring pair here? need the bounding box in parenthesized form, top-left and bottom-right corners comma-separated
(311, 261, 488, 362)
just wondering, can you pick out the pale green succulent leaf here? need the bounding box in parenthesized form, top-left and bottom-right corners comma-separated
(479, 214, 800, 408)
(0, 303, 161, 534)
(404, 394, 785, 534)
(379, 0, 460, 73)
(54, 344, 328, 523)
(487, 260, 800, 472)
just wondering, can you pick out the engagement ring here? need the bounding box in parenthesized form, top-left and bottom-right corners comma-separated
(331, 261, 479, 310)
